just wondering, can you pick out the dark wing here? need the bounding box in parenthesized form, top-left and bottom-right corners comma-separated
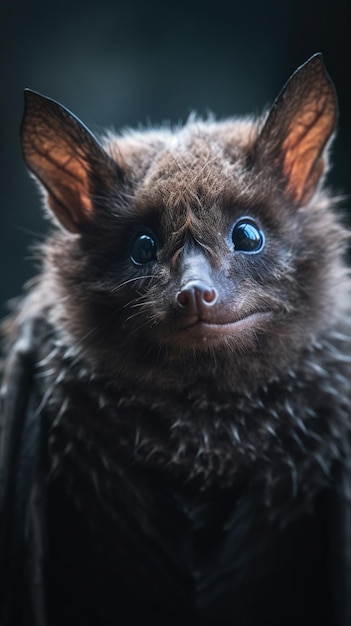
(330, 455, 351, 626)
(0, 316, 47, 626)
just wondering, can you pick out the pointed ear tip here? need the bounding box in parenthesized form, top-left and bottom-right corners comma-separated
(24, 88, 35, 99)
(23, 89, 31, 105)
(305, 52, 334, 81)
(298, 53, 336, 104)
(21, 90, 46, 140)
(309, 51, 324, 63)
(23, 89, 40, 114)
(300, 52, 326, 74)
(23, 88, 45, 104)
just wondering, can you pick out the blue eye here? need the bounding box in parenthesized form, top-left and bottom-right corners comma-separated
(232, 220, 264, 253)
(131, 233, 157, 265)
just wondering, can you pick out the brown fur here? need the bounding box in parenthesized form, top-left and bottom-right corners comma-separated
(2, 53, 351, 626)
(6, 55, 348, 503)
(3, 52, 350, 502)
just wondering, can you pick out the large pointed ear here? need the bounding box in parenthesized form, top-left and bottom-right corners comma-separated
(21, 90, 123, 233)
(255, 53, 337, 206)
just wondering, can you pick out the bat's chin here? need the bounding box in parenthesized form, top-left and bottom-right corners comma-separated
(175, 311, 273, 346)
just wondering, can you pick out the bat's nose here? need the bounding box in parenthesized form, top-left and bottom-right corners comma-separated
(177, 281, 218, 318)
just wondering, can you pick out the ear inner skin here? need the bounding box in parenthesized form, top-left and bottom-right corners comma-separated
(20, 89, 122, 233)
(255, 53, 337, 206)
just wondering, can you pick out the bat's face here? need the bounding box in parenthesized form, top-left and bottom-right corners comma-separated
(21, 55, 345, 390)
(72, 130, 331, 358)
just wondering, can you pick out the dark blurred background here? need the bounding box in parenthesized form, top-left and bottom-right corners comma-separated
(1, 0, 350, 316)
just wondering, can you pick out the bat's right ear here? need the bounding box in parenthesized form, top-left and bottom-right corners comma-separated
(254, 54, 337, 207)
(21, 90, 123, 233)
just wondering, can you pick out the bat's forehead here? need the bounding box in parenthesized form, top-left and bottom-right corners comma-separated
(141, 141, 231, 209)
(124, 118, 259, 213)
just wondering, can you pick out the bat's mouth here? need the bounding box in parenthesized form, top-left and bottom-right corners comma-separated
(179, 311, 272, 339)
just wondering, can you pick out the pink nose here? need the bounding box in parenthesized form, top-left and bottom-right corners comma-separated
(177, 281, 218, 317)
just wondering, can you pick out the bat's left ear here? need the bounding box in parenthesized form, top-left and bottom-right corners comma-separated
(255, 53, 338, 206)
(21, 90, 123, 233)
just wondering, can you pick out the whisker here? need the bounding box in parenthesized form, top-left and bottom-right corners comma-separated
(125, 301, 147, 310)
(110, 274, 154, 293)
(12, 224, 48, 241)
(123, 310, 146, 325)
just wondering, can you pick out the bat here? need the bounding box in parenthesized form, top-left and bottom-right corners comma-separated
(0, 53, 351, 626)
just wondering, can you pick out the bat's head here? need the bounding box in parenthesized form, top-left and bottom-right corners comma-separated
(21, 54, 345, 391)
